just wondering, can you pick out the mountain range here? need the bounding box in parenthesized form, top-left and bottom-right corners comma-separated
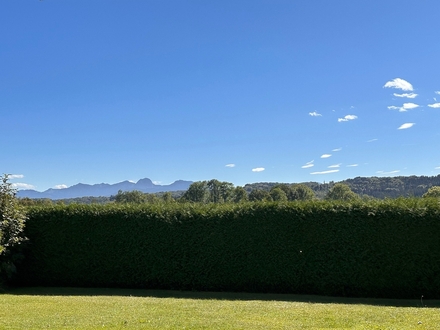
(17, 178, 193, 200)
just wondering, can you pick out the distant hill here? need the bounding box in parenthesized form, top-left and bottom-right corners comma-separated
(244, 175, 440, 199)
(17, 178, 193, 200)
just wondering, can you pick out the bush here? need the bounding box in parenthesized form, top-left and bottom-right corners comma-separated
(15, 199, 440, 298)
(0, 175, 27, 288)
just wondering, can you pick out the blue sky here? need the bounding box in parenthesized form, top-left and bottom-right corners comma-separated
(2, 0, 440, 191)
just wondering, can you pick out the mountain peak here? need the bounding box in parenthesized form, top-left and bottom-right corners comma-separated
(17, 178, 192, 200)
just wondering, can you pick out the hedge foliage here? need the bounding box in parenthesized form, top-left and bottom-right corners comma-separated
(15, 199, 440, 299)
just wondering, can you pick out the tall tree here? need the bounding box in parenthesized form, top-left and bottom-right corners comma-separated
(422, 186, 440, 198)
(161, 191, 175, 203)
(232, 186, 248, 203)
(249, 189, 273, 202)
(207, 179, 234, 203)
(181, 181, 209, 203)
(114, 190, 147, 204)
(291, 184, 315, 201)
(0, 174, 28, 287)
(270, 187, 288, 202)
(325, 183, 358, 201)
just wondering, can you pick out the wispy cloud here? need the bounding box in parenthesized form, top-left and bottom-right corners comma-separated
(301, 160, 314, 169)
(12, 183, 36, 190)
(310, 169, 339, 175)
(320, 154, 332, 158)
(398, 123, 415, 130)
(9, 174, 24, 179)
(376, 170, 400, 175)
(387, 103, 419, 112)
(53, 184, 68, 189)
(347, 164, 358, 167)
(252, 167, 265, 172)
(338, 115, 357, 122)
(435, 166, 440, 170)
(435, 91, 440, 95)
(393, 93, 418, 99)
(367, 138, 378, 142)
(383, 78, 414, 91)
(328, 164, 341, 168)
(332, 148, 342, 152)
(428, 103, 440, 108)
(309, 111, 322, 117)
(225, 164, 236, 168)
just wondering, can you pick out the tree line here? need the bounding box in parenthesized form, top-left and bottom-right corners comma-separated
(16, 174, 440, 206)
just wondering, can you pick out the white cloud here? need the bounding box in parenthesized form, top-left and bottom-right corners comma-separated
(252, 167, 265, 172)
(383, 78, 414, 91)
(12, 183, 36, 190)
(398, 123, 415, 130)
(309, 111, 322, 117)
(435, 166, 440, 170)
(376, 170, 400, 175)
(153, 181, 162, 185)
(301, 160, 314, 169)
(320, 154, 332, 158)
(332, 148, 342, 152)
(367, 138, 378, 142)
(53, 184, 68, 189)
(9, 174, 24, 179)
(310, 169, 339, 175)
(402, 103, 419, 110)
(338, 115, 358, 122)
(435, 91, 440, 95)
(388, 103, 419, 112)
(225, 164, 236, 168)
(428, 103, 440, 108)
(393, 93, 418, 99)
(328, 164, 341, 168)
(347, 164, 358, 167)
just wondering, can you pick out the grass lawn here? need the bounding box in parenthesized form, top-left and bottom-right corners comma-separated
(1, 287, 440, 329)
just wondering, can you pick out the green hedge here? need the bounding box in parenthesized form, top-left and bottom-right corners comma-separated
(15, 199, 440, 298)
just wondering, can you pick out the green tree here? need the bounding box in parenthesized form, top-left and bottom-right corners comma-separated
(207, 179, 234, 203)
(0, 174, 28, 286)
(422, 186, 440, 198)
(231, 186, 248, 203)
(161, 191, 175, 203)
(291, 184, 315, 201)
(325, 183, 358, 201)
(249, 189, 273, 202)
(270, 187, 288, 202)
(114, 190, 147, 204)
(181, 181, 209, 203)
(145, 193, 160, 204)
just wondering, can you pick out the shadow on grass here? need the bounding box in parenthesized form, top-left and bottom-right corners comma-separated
(4, 286, 440, 308)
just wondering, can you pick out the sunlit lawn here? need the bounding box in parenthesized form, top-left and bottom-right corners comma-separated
(1, 287, 440, 329)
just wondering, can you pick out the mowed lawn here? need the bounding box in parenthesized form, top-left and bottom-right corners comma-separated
(1, 287, 440, 329)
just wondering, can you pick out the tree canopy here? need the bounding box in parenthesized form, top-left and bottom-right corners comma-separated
(325, 183, 359, 201)
(0, 174, 28, 286)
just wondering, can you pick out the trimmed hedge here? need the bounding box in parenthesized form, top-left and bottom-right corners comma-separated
(15, 199, 440, 298)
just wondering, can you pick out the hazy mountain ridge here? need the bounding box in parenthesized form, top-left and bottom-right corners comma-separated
(17, 178, 193, 200)
(244, 174, 440, 199)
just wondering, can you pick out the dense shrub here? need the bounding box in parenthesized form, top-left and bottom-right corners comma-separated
(15, 199, 440, 299)
(0, 175, 27, 288)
